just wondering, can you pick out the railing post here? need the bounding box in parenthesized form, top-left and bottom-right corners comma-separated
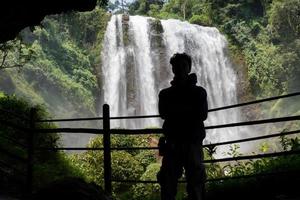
(27, 108, 36, 199)
(103, 104, 112, 195)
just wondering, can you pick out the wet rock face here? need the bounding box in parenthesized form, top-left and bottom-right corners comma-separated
(0, 0, 97, 43)
(148, 18, 169, 93)
(33, 177, 110, 200)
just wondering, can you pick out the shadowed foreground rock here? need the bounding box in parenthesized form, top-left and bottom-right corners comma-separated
(33, 177, 110, 200)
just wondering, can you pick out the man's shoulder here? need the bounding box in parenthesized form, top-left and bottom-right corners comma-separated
(159, 85, 207, 93)
(159, 87, 173, 96)
(196, 85, 206, 92)
(194, 85, 207, 94)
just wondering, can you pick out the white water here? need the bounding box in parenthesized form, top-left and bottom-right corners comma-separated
(101, 15, 249, 156)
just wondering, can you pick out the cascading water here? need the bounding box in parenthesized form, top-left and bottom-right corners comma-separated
(102, 15, 160, 129)
(101, 15, 249, 155)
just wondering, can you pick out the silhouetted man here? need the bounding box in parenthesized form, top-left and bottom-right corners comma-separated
(157, 53, 208, 200)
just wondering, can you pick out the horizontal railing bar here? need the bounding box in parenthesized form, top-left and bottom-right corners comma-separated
(111, 180, 154, 183)
(204, 129, 300, 148)
(106, 92, 300, 120)
(112, 169, 300, 184)
(203, 150, 300, 163)
(38, 147, 157, 151)
(37, 147, 104, 151)
(209, 91, 300, 112)
(111, 179, 162, 183)
(108, 129, 300, 151)
(205, 170, 299, 182)
(109, 115, 300, 135)
(0, 146, 27, 163)
(110, 115, 160, 120)
(37, 148, 300, 164)
(111, 146, 158, 151)
(37, 127, 299, 151)
(36, 116, 104, 123)
(35, 115, 300, 135)
(34, 128, 160, 135)
(34, 128, 104, 134)
(35, 91, 300, 122)
(205, 115, 300, 129)
(34, 116, 300, 135)
(110, 128, 162, 135)
(110, 92, 300, 120)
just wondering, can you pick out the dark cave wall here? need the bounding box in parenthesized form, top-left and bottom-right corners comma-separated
(0, 0, 97, 43)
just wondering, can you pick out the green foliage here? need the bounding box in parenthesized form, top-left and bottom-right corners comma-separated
(148, 4, 161, 18)
(244, 41, 287, 96)
(214, 139, 300, 179)
(0, 38, 36, 70)
(69, 134, 159, 199)
(135, 150, 157, 170)
(97, 0, 109, 8)
(132, 163, 160, 200)
(0, 94, 82, 194)
(69, 133, 300, 200)
(129, 0, 164, 16)
(268, 0, 300, 43)
(0, 7, 111, 119)
(1, 0, 299, 198)
(194, 0, 300, 99)
(189, 14, 211, 26)
(127, 0, 300, 102)
(207, 139, 300, 199)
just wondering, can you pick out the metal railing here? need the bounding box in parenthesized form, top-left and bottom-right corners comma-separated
(0, 91, 300, 198)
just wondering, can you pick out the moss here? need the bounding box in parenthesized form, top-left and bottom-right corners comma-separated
(122, 14, 130, 46)
(149, 18, 164, 49)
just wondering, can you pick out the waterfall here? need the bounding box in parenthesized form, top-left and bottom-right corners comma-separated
(101, 15, 249, 155)
(101, 15, 159, 128)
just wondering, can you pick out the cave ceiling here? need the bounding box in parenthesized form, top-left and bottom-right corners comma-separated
(0, 0, 97, 43)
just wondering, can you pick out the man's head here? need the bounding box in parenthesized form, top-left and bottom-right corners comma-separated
(170, 53, 192, 77)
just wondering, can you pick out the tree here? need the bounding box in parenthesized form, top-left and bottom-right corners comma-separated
(181, 0, 187, 20)
(97, 0, 109, 7)
(0, 38, 35, 70)
(268, 0, 300, 43)
(108, 0, 131, 13)
(0, 94, 81, 193)
(129, 0, 165, 15)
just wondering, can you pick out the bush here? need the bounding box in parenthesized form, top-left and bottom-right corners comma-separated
(132, 163, 161, 200)
(268, 0, 300, 43)
(189, 14, 211, 26)
(0, 94, 83, 196)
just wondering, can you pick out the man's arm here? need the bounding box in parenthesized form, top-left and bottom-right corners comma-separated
(199, 88, 208, 121)
(158, 91, 167, 119)
(190, 87, 208, 121)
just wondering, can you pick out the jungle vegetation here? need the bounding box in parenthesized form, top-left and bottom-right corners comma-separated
(0, 0, 300, 199)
